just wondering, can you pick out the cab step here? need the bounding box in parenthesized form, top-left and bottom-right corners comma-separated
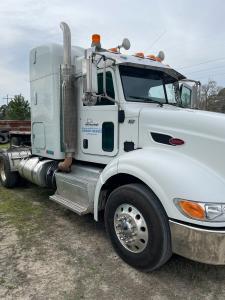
(50, 194, 88, 215)
(50, 163, 103, 215)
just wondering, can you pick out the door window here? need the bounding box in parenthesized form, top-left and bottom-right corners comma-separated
(96, 71, 115, 105)
(102, 122, 114, 152)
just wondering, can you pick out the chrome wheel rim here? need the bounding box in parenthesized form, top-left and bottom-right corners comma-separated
(114, 203, 149, 253)
(0, 160, 6, 182)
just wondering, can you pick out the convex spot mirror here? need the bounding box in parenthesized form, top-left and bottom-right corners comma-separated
(122, 38, 131, 50)
(118, 38, 131, 51)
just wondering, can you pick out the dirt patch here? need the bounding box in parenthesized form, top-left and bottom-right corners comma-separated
(1, 184, 225, 299)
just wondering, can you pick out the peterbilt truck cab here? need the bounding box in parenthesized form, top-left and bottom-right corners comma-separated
(1, 22, 225, 271)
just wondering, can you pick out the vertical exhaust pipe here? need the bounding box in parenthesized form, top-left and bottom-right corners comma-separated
(58, 22, 76, 172)
(61, 22, 71, 66)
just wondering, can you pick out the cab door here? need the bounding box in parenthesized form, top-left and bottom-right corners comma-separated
(80, 69, 118, 157)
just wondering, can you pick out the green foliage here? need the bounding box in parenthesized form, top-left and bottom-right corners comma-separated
(0, 104, 7, 119)
(4, 94, 30, 120)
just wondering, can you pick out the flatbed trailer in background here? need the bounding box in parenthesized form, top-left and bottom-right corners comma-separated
(0, 129, 10, 144)
(0, 120, 31, 146)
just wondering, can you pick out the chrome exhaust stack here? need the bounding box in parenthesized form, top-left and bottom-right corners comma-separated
(61, 22, 71, 66)
(58, 22, 76, 172)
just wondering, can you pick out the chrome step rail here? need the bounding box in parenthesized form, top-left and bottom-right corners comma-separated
(50, 194, 88, 215)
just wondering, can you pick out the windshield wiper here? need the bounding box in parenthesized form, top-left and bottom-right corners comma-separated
(128, 96, 164, 107)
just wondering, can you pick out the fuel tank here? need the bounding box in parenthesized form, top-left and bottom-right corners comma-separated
(18, 157, 57, 188)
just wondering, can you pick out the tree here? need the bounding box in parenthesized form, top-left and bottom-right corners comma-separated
(201, 80, 223, 110)
(0, 104, 7, 119)
(5, 94, 30, 120)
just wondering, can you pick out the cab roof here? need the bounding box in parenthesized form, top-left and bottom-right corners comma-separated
(97, 50, 186, 81)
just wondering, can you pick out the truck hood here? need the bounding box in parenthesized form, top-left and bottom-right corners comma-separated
(138, 105, 225, 180)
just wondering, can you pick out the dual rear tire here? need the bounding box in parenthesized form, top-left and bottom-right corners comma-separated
(0, 153, 19, 188)
(104, 183, 172, 272)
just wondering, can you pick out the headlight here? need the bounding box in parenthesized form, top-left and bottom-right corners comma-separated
(174, 199, 225, 222)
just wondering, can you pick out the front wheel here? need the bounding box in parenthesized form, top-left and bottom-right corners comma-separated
(104, 183, 172, 272)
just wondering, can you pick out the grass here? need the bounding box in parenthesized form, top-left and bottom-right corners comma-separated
(0, 186, 47, 247)
(0, 143, 9, 150)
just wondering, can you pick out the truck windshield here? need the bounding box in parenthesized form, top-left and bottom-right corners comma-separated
(119, 65, 179, 105)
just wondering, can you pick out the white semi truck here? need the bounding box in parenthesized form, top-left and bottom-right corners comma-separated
(0, 22, 225, 271)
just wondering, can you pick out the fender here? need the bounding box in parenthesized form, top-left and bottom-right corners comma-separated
(94, 147, 225, 227)
(94, 157, 119, 220)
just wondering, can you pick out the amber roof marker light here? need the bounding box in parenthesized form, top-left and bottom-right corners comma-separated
(134, 52, 145, 58)
(146, 51, 165, 62)
(146, 54, 156, 61)
(108, 47, 119, 53)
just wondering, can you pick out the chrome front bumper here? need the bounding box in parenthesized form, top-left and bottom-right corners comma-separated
(169, 220, 225, 265)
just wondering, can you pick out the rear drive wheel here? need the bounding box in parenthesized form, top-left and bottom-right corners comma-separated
(104, 183, 172, 271)
(0, 154, 19, 188)
(11, 136, 20, 146)
(0, 134, 8, 144)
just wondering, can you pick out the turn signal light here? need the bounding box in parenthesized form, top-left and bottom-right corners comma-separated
(178, 200, 205, 220)
(135, 52, 144, 58)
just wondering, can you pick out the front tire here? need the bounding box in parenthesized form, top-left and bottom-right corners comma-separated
(0, 153, 19, 188)
(104, 183, 172, 271)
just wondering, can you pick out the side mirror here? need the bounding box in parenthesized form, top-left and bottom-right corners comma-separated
(83, 55, 98, 94)
(180, 84, 192, 108)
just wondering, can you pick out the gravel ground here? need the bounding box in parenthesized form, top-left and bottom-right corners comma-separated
(1, 184, 225, 300)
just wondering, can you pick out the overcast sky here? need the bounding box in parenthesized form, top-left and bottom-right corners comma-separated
(0, 0, 225, 105)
